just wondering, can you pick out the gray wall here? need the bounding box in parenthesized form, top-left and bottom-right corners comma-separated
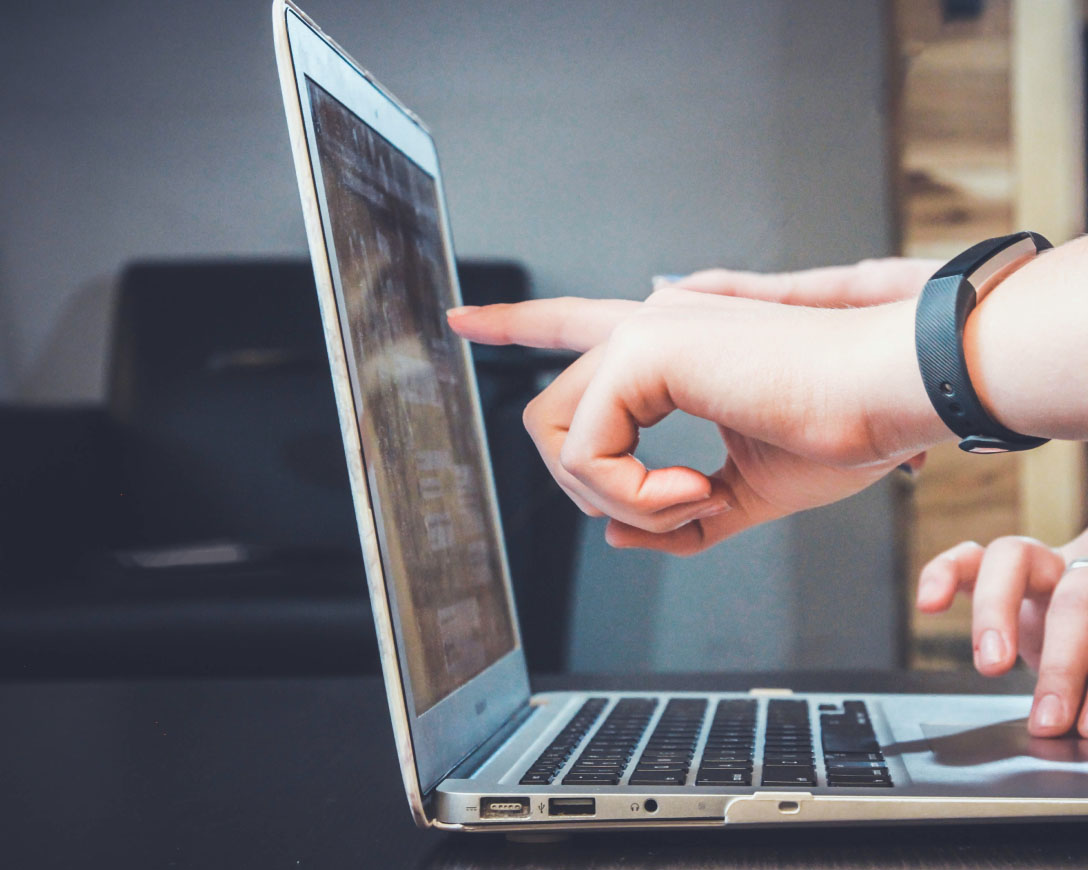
(0, 0, 903, 671)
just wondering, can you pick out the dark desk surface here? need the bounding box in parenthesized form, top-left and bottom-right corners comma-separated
(3, 670, 1085, 869)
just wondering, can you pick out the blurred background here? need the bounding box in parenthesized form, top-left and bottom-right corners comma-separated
(0, 0, 1084, 680)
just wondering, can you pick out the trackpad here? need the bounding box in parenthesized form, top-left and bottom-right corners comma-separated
(921, 720, 1088, 766)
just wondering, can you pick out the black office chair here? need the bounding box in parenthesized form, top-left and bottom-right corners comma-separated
(0, 258, 579, 677)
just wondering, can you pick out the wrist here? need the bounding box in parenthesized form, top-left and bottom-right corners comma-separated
(853, 299, 952, 459)
(963, 245, 1072, 439)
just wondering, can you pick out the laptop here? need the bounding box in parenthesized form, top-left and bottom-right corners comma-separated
(272, 0, 1088, 831)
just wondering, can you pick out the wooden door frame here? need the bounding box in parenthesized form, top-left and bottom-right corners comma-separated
(1012, 0, 1087, 544)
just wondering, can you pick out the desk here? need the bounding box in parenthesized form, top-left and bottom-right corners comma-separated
(3, 671, 1085, 869)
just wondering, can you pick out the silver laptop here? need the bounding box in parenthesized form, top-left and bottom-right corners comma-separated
(272, 0, 1088, 831)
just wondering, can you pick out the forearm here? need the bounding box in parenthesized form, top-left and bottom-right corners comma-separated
(966, 235, 1088, 441)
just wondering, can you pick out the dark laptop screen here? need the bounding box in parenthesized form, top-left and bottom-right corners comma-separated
(307, 79, 516, 715)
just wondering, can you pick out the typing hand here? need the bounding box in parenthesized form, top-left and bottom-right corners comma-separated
(449, 286, 945, 555)
(917, 529, 1088, 737)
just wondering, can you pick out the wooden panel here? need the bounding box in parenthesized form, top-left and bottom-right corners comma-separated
(894, 0, 1018, 667)
(894, 0, 1087, 667)
(1011, 0, 1088, 545)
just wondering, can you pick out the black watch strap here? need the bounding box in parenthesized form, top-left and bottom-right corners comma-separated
(915, 231, 1051, 454)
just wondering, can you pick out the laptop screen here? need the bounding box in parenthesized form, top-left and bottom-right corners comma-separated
(307, 78, 516, 715)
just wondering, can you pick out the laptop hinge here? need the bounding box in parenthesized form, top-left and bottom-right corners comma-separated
(443, 701, 536, 782)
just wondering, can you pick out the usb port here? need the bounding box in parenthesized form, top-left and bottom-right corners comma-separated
(548, 797, 596, 816)
(480, 797, 530, 819)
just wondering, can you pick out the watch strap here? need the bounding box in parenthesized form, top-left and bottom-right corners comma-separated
(915, 231, 1051, 454)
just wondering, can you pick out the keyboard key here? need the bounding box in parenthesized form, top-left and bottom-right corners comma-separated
(826, 768, 890, 781)
(628, 770, 687, 785)
(824, 751, 884, 762)
(822, 732, 880, 754)
(826, 760, 888, 771)
(827, 775, 892, 787)
(696, 770, 752, 785)
(697, 764, 752, 776)
(700, 757, 752, 766)
(761, 765, 817, 786)
(562, 773, 621, 785)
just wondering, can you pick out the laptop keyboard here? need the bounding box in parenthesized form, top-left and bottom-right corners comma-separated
(628, 698, 707, 785)
(694, 699, 756, 785)
(761, 699, 816, 786)
(520, 696, 892, 788)
(518, 697, 608, 785)
(821, 700, 892, 787)
(562, 697, 657, 785)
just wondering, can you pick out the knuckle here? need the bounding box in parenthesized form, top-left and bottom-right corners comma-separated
(521, 398, 542, 436)
(940, 540, 983, 567)
(486, 304, 513, 345)
(643, 514, 681, 535)
(558, 440, 592, 479)
(1037, 662, 1084, 686)
(673, 539, 705, 558)
(1050, 579, 1088, 613)
(645, 286, 687, 306)
(982, 535, 1036, 569)
(616, 307, 654, 331)
(987, 535, 1030, 554)
(673, 522, 710, 557)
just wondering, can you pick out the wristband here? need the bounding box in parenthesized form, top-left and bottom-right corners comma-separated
(915, 231, 1051, 454)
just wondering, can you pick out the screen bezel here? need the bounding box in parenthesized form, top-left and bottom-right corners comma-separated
(275, 1, 529, 809)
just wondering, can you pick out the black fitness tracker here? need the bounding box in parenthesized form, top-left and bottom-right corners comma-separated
(915, 231, 1052, 454)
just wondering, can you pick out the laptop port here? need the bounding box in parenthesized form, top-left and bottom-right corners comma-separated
(480, 797, 530, 819)
(548, 797, 596, 816)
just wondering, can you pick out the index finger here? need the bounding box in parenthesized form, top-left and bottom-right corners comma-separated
(447, 298, 639, 351)
(971, 537, 1065, 676)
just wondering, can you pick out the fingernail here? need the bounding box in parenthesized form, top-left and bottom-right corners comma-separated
(694, 501, 732, 520)
(977, 630, 1005, 667)
(916, 577, 941, 607)
(651, 274, 684, 289)
(1033, 693, 1064, 730)
(446, 305, 479, 317)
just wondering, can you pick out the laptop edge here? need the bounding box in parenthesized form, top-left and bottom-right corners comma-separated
(273, 0, 1088, 832)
